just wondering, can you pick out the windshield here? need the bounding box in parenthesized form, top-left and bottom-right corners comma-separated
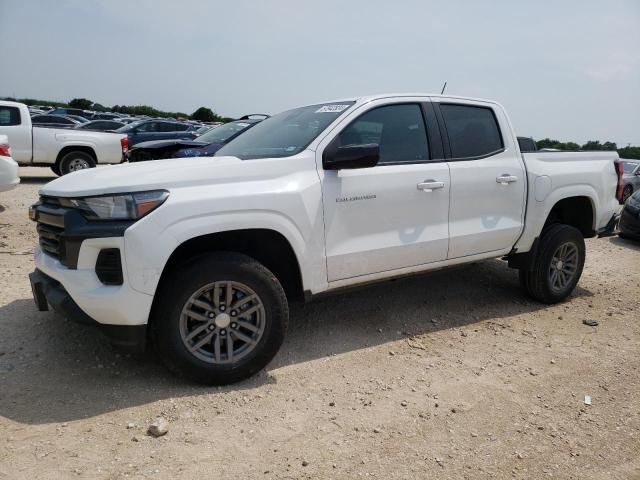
(215, 102, 355, 159)
(198, 121, 254, 144)
(623, 161, 639, 174)
(115, 120, 145, 133)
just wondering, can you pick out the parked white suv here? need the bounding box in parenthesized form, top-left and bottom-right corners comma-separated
(28, 94, 622, 384)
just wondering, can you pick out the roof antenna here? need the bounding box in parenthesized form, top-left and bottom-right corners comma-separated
(440, 81, 447, 95)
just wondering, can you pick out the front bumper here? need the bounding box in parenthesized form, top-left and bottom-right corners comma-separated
(30, 268, 147, 352)
(33, 240, 154, 326)
(619, 206, 640, 238)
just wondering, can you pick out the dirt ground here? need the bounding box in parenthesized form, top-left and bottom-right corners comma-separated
(1, 167, 639, 480)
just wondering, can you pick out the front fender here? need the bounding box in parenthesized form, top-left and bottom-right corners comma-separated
(123, 210, 325, 296)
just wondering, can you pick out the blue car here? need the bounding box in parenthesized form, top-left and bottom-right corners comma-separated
(126, 115, 267, 162)
(116, 119, 199, 147)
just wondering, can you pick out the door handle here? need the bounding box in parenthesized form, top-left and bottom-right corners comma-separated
(417, 180, 445, 192)
(496, 174, 518, 185)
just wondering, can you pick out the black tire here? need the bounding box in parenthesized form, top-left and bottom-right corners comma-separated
(59, 151, 96, 175)
(622, 185, 633, 203)
(152, 252, 289, 385)
(51, 163, 61, 176)
(519, 224, 585, 304)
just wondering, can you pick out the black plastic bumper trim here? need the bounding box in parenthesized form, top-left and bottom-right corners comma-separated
(29, 269, 146, 352)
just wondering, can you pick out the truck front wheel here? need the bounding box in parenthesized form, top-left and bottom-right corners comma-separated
(519, 224, 585, 304)
(58, 151, 96, 175)
(152, 252, 289, 385)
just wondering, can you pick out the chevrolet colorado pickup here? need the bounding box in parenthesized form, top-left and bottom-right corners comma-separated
(28, 94, 622, 384)
(0, 101, 128, 176)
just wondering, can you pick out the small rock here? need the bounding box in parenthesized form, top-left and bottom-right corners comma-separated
(373, 428, 382, 433)
(471, 432, 478, 437)
(517, 452, 524, 459)
(584, 395, 592, 406)
(329, 401, 335, 407)
(550, 359, 556, 364)
(388, 351, 395, 356)
(126, 423, 136, 429)
(147, 418, 168, 437)
(400, 401, 408, 407)
(435, 457, 444, 466)
(582, 319, 598, 327)
(131, 436, 140, 442)
(302, 460, 309, 467)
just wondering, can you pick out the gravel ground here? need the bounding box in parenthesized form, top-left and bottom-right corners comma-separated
(1, 167, 639, 479)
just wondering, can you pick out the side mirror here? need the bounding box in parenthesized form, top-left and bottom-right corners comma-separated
(323, 144, 379, 170)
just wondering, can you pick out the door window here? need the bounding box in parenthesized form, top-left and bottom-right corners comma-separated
(336, 104, 429, 164)
(440, 104, 503, 159)
(0, 107, 21, 126)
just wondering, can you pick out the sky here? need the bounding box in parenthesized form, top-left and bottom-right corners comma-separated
(1, 0, 639, 145)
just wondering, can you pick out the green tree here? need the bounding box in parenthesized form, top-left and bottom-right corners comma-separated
(618, 146, 640, 160)
(536, 138, 560, 149)
(191, 107, 216, 122)
(68, 98, 94, 110)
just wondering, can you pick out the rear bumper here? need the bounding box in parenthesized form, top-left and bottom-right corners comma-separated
(597, 212, 620, 238)
(29, 268, 147, 352)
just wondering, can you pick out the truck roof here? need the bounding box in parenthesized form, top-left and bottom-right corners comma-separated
(313, 93, 502, 107)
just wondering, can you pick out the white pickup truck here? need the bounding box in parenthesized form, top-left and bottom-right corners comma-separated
(0, 101, 127, 175)
(28, 94, 623, 384)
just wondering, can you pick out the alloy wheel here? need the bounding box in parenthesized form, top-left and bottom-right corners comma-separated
(179, 281, 266, 364)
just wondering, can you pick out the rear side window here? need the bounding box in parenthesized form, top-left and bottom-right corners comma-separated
(440, 104, 503, 159)
(337, 104, 430, 164)
(0, 106, 21, 126)
(136, 122, 158, 132)
(171, 123, 189, 132)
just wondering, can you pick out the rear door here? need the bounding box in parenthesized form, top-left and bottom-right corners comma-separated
(0, 105, 31, 162)
(433, 99, 526, 258)
(318, 100, 450, 281)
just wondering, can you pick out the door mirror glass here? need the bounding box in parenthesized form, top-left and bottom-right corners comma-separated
(323, 144, 379, 170)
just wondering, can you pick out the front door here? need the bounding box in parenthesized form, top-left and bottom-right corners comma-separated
(318, 102, 450, 282)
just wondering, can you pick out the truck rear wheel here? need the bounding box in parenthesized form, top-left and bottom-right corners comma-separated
(152, 252, 289, 385)
(519, 224, 585, 304)
(59, 151, 96, 175)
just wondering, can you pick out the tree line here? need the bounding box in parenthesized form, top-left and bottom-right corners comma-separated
(1, 96, 234, 123)
(536, 138, 640, 160)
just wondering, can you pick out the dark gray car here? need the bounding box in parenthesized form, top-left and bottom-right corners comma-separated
(621, 159, 640, 203)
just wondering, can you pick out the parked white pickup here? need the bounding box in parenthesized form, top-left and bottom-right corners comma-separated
(0, 101, 127, 175)
(28, 94, 622, 384)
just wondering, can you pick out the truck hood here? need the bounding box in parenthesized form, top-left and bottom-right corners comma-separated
(40, 155, 248, 197)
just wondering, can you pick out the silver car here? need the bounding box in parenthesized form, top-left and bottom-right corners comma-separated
(622, 159, 640, 202)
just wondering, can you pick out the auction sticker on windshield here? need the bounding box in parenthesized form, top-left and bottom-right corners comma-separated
(316, 104, 351, 113)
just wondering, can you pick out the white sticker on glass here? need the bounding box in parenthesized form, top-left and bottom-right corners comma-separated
(315, 104, 351, 113)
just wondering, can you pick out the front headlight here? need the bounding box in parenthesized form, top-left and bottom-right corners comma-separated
(62, 190, 169, 220)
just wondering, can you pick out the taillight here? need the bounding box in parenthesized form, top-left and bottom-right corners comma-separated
(614, 160, 624, 204)
(0, 143, 11, 157)
(120, 137, 129, 153)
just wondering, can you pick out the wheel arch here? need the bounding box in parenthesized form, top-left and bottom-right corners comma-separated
(543, 195, 595, 238)
(156, 228, 305, 303)
(55, 145, 98, 166)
